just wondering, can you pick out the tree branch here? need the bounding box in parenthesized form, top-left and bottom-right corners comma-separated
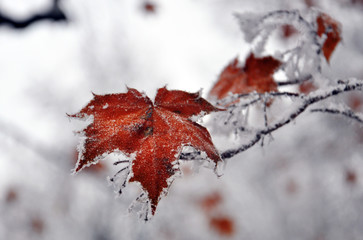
(220, 79, 363, 159)
(177, 80, 362, 163)
(0, 0, 67, 29)
(311, 108, 363, 124)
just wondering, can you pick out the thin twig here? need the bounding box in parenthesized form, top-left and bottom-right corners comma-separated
(311, 108, 363, 124)
(276, 74, 312, 86)
(113, 160, 129, 165)
(179, 151, 201, 160)
(218, 91, 301, 108)
(109, 166, 128, 182)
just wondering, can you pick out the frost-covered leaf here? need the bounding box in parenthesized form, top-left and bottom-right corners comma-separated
(236, 10, 323, 79)
(209, 53, 281, 100)
(316, 12, 341, 62)
(69, 87, 222, 215)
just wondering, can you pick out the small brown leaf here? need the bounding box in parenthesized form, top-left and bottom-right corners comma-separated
(304, 0, 317, 7)
(143, 1, 156, 13)
(286, 179, 299, 195)
(209, 53, 281, 100)
(345, 169, 357, 184)
(200, 191, 223, 212)
(299, 81, 317, 94)
(30, 217, 44, 234)
(5, 188, 17, 203)
(348, 94, 362, 111)
(281, 24, 298, 39)
(210, 216, 235, 236)
(316, 13, 342, 62)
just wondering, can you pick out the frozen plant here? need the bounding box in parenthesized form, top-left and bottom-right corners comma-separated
(70, 9, 363, 221)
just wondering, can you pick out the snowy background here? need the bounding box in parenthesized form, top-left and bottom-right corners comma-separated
(1, 0, 363, 239)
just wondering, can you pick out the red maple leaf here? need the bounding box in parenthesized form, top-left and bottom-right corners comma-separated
(69, 87, 221, 214)
(316, 13, 341, 62)
(209, 53, 281, 100)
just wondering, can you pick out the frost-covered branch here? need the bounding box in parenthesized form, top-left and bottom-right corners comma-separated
(216, 92, 301, 108)
(311, 108, 363, 124)
(219, 79, 363, 160)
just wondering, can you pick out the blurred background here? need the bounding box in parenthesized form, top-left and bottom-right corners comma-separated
(1, 0, 363, 239)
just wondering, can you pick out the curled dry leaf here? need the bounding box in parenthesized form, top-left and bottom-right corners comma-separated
(209, 53, 281, 100)
(316, 12, 342, 62)
(69, 87, 222, 214)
